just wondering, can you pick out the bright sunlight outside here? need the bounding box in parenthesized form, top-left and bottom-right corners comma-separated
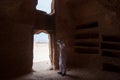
(33, 0, 52, 71)
(33, 32, 49, 62)
(36, 0, 52, 14)
(33, 32, 51, 71)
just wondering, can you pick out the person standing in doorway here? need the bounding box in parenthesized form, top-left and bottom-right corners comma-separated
(57, 40, 67, 76)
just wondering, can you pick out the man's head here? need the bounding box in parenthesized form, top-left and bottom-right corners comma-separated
(57, 40, 63, 44)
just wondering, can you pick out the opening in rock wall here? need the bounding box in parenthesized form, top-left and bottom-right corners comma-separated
(36, 0, 52, 14)
(33, 32, 51, 71)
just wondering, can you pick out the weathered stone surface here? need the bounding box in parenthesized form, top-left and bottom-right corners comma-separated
(0, 0, 36, 78)
(0, 0, 120, 78)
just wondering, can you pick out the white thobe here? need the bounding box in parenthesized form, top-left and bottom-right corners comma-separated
(57, 42, 66, 74)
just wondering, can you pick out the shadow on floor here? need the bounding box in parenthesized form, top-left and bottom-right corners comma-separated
(66, 74, 81, 79)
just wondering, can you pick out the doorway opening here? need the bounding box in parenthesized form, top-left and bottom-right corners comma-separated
(33, 32, 51, 71)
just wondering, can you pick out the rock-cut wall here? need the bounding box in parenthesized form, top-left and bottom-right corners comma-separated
(0, 0, 36, 78)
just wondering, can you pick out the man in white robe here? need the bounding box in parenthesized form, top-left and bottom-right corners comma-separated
(57, 40, 66, 76)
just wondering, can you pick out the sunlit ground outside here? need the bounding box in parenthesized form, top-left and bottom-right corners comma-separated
(33, 33, 50, 71)
(33, 42, 50, 62)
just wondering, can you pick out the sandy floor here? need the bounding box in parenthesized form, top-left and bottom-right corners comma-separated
(12, 43, 120, 80)
(13, 67, 120, 80)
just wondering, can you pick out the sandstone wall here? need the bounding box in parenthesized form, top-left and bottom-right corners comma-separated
(56, 0, 120, 70)
(0, 0, 36, 78)
(55, 0, 75, 68)
(0, 0, 120, 78)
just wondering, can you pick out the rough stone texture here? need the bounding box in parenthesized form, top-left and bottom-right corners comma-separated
(55, 0, 75, 68)
(72, 0, 100, 69)
(0, 0, 120, 78)
(55, 0, 120, 71)
(0, 19, 34, 78)
(0, 0, 36, 78)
